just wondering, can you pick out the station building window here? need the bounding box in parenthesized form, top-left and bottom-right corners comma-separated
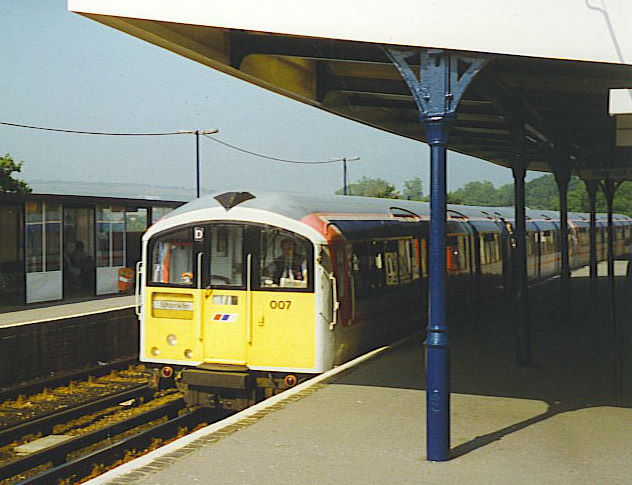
(151, 207, 173, 224)
(96, 205, 126, 295)
(96, 206, 125, 268)
(25, 202, 63, 303)
(0, 204, 23, 308)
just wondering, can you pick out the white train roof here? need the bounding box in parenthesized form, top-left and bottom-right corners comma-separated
(160, 190, 631, 225)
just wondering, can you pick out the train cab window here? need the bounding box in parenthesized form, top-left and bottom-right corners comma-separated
(150, 228, 194, 286)
(260, 231, 310, 289)
(208, 226, 244, 287)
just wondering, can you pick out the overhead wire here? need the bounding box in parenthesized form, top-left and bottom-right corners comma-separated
(1, 120, 345, 165)
(202, 134, 339, 165)
(0, 121, 184, 136)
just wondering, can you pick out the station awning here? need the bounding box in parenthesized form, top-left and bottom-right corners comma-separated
(68, 1, 632, 179)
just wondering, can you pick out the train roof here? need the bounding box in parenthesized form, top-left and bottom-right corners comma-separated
(163, 190, 631, 225)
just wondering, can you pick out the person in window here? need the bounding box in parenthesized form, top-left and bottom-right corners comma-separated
(267, 238, 306, 286)
(71, 240, 94, 288)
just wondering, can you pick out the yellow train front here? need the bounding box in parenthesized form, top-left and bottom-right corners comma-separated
(138, 193, 338, 410)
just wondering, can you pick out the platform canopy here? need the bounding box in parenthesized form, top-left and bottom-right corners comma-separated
(69, 0, 632, 179)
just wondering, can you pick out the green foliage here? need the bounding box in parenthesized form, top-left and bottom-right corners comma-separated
(448, 180, 502, 206)
(402, 177, 424, 201)
(336, 176, 400, 199)
(0, 153, 31, 193)
(334, 172, 632, 217)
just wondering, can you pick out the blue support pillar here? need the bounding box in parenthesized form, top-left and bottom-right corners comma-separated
(512, 161, 532, 366)
(385, 48, 489, 462)
(601, 178, 623, 403)
(551, 143, 573, 323)
(511, 113, 531, 366)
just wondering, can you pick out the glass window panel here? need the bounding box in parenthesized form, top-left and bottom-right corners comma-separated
(96, 221, 111, 267)
(260, 230, 310, 289)
(26, 202, 43, 273)
(46, 203, 61, 222)
(150, 229, 193, 285)
(26, 202, 42, 223)
(125, 208, 148, 232)
(151, 207, 173, 223)
(208, 226, 244, 287)
(111, 222, 125, 266)
(45, 221, 61, 271)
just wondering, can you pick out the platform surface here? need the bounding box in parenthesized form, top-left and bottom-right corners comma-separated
(93, 262, 632, 485)
(0, 295, 135, 328)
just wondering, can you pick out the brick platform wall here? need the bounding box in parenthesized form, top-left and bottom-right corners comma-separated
(0, 308, 138, 388)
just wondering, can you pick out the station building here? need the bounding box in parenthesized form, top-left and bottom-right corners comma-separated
(0, 192, 183, 309)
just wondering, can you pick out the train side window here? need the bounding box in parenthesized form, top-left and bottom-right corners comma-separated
(384, 240, 399, 286)
(352, 242, 369, 299)
(369, 240, 386, 290)
(411, 239, 421, 280)
(259, 230, 311, 289)
(150, 228, 194, 286)
(397, 240, 412, 284)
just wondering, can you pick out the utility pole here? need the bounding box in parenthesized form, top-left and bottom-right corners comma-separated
(330, 156, 360, 195)
(180, 129, 219, 198)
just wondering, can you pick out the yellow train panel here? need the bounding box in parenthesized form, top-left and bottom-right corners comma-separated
(144, 288, 203, 362)
(144, 288, 316, 370)
(202, 289, 249, 365)
(249, 292, 315, 370)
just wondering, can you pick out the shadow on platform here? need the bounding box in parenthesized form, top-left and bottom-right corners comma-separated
(334, 271, 631, 459)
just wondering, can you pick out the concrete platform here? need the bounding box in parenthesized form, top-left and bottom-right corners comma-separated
(0, 295, 135, 328)
(89, 264, 632, 485)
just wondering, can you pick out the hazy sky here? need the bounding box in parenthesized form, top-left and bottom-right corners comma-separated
(1, 1, 540, 201)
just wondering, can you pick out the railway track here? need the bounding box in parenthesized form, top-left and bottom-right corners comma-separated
(15, 407, 215, 484)
(0, 384, 152, 448)
(0, 358, 139, 404)
(0, 396, 203, 484)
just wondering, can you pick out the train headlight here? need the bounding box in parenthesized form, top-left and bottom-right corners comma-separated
(150, 347, 160, 356)
(166, 334, 177, 346)
(184, 349, 193, 359)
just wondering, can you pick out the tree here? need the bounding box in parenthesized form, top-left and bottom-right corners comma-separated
(402, 177, 424, 201)
(336, 176, 400, 199)
(0, 154, 31, 193)
(448, 180, 500, 206)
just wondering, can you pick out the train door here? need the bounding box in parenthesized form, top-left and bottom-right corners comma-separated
(201, 225, 250, 365)
(250, 229, 316, 370)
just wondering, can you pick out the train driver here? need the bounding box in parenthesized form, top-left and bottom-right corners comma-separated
(264, 237, 307, 287)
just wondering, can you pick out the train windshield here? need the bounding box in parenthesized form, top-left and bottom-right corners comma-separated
(148, 224, 313, 291)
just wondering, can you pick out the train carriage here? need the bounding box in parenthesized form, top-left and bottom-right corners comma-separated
(136, 190, 632, 410)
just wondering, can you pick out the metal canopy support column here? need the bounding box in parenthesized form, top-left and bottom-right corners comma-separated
(601, 180, 621, 280)
(601, 178, 623, 402)
(386, 47, 489, 462)
(584, 180, 599, 285)
(552, 157, 572, 321)
(511, 115, 531, 366)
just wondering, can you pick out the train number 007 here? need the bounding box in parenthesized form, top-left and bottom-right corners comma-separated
(269, 300, 292, 310)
